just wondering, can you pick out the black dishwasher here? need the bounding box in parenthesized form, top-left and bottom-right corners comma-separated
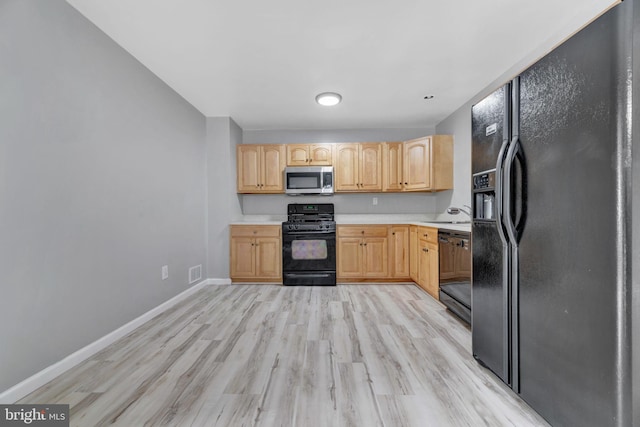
(438, 230, 471, 324)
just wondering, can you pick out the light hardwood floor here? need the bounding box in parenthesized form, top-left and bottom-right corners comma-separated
(20, 284, 549, 426)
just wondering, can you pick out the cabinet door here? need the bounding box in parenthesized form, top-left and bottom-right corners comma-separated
(335, 144, 360, 191)
(431, 135, 454, 191)
(309, 144, 333, 165)
(390, 226, 410, 278)
(237, 145, 261, 192)
(427, 242, 439, 299)
(255, 237, 281, 279)
(404, 137, 431, 191)
(363, 237, 388, 278)
(359, 143, 382, 191)
(337, 237, 363, 278)
(418, 240, 439, 299)
(286, 144, 310, 166)
(261, 145, 285, 192)
(230, 237, 256, 278)
(383, 142, 404, 191)
(418, 240, 431, 294)
(409, 226, 418, 281)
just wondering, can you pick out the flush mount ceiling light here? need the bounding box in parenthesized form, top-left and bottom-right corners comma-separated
(315, 92, 342, 106)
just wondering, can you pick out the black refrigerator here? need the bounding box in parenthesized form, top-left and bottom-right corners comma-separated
(471, 1, 639, 426)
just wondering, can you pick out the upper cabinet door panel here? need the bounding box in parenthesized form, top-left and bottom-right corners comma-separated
(404, 137, 431, 190)
(359, 143, 382, 191)
(335, 143, 360, 191)
(383, 142, 403, 191)
(237, 145, 261, 192)
(309, 144, 333, 165)
(286, 144, 310, 166)
(261, 145, 285, 192)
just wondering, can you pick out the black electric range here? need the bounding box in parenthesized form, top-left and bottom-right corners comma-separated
(282, 204, 336, 286)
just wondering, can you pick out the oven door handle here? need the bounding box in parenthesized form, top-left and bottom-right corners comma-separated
(284, 230, 336, 235)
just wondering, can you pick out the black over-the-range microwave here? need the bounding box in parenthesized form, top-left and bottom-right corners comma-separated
(284, 166, 334, 195)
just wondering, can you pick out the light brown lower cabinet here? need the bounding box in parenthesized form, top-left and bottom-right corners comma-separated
(416, 226, 439, 299)
(389, 225, 410, 279)
(409, 225, 419, 282)
(337, 225, 388, 280)
(228, 222, 443, 299)
(337, 224, 411, 282)
(230, 225, 281, 282)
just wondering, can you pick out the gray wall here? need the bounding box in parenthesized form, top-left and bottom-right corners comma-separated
(434, 101, 473, 213)
(242, 127, 442, 215)
(206, 118, 243, 277)
(0, 0, 207, 392)
(431, 2, 617, 216)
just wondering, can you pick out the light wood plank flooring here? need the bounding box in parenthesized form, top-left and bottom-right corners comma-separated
(20, 284, 549, 426)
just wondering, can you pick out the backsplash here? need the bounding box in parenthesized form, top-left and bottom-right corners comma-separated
(240, 192, 442, 215)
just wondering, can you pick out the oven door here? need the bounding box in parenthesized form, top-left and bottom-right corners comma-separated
(282, 230, 336, 285)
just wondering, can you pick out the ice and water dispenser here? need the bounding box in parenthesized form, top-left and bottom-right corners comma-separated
(473, 170, 496, 220)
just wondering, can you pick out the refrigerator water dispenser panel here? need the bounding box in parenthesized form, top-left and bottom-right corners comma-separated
(473, 170, 496, 221)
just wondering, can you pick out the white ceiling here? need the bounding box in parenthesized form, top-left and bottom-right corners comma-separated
(66, 0, 617, 131)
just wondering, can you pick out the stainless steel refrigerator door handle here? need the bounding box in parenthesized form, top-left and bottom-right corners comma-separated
(494, 137, 512, 246)
(503, 137, 521, 244)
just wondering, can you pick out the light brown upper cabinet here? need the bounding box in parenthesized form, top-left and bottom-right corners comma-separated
(237, 144, 286, 193)
(404, 135, 453, 191)
(382, 141, 404, 191)
(286, 143, 334, 166)
(335, 143, 382, 192)
(383, 135, 453, 192)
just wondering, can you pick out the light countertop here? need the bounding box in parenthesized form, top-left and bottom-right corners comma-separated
(230, 214, 471, 233)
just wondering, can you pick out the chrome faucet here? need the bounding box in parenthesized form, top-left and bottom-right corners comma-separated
(447, 205, 472, 219)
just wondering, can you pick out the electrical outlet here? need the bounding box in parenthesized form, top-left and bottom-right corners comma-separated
(162, 265, 168, 280)
(372, 197, 378, 206)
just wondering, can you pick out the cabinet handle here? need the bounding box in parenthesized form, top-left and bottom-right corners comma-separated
(364, 243, 367, 246)
(392, 232, 395, 235)
(423, 233, 429, 237)
(422, 248, 428, 252)
(404, 182, 408, 185)
(361, 230, 365, 234)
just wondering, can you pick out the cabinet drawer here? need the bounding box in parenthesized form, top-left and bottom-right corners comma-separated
(417, 226, 438, 243)
(230, 225, 281, 238)
(338, 225, 388, 238)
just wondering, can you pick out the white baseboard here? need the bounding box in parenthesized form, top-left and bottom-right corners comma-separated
(207, 278, 232, 285)
(0, 277, 230, 404)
